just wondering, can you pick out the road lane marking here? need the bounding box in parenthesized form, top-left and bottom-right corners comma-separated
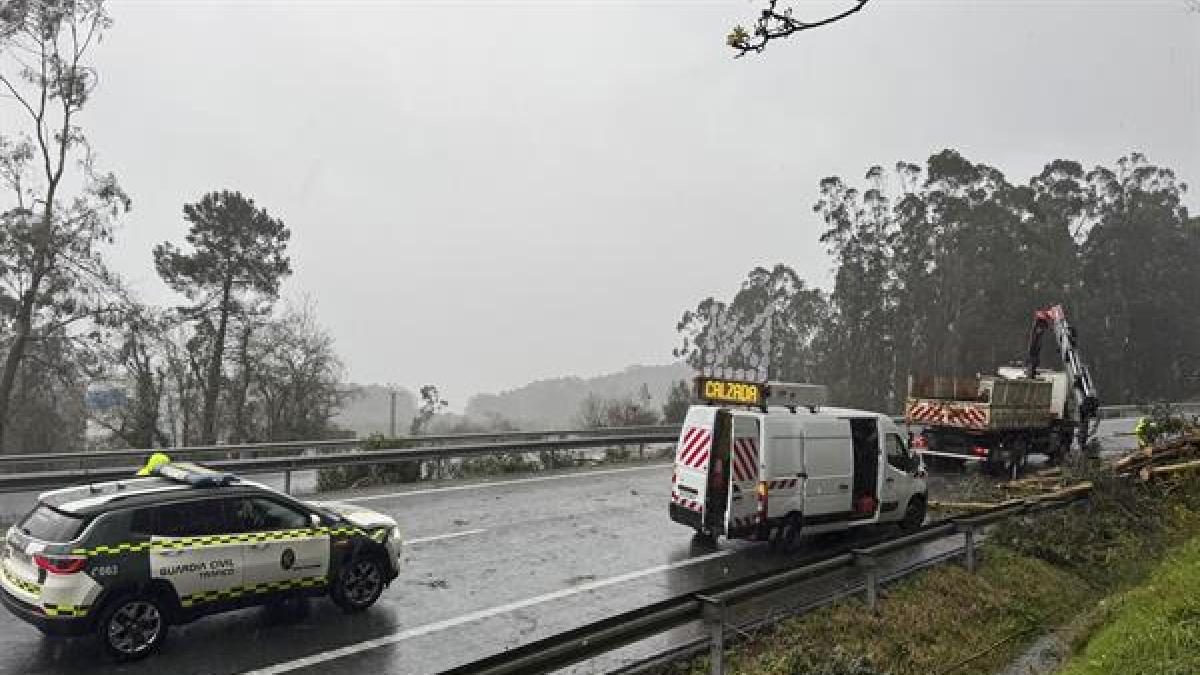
(241, 547, 738, 674)
(405, 529, 486, 545)
(342, 463, 668, 503)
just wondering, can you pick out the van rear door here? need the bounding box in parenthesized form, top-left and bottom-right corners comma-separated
(725, 414, 762, 535)
(672, 407, 717, 521)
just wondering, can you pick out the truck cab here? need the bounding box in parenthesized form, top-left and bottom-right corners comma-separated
(669, 379, 927, 545)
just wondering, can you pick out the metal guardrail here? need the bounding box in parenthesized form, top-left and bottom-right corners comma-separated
(0, 400, 1177, 469)
(0, 431, 680, 495)
(0, 425, 683, 468)
(442, 494, 1088, 675)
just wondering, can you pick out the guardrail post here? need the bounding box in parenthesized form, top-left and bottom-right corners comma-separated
(956, 522, 978, 573)
(853, 551, 879, 611)
(696, 594, 726, 675)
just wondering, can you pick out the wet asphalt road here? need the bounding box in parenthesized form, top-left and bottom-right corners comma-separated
(0, 419, 1139, 675)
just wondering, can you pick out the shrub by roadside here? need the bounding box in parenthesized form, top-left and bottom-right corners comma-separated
(316, 435, 420, 491)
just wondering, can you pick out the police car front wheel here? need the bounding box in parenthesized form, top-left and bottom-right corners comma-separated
(332, 556, 385, 613)
(96, 594, 169, 660)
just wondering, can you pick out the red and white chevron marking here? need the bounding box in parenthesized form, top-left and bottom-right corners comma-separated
(677, 425, 712, 469)
(670, 491, 703, 513)
(906, 401, 988, 429)
(731, 436, 759, 482)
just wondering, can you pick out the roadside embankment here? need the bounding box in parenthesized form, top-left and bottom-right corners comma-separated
(1058, 534, 1200, 675)
(660, 449, 1200, 675)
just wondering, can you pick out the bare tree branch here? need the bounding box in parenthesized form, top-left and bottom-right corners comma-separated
(728, 0, 871, 57)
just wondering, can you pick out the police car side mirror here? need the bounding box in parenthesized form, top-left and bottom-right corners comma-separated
(309, 513, 322, 528)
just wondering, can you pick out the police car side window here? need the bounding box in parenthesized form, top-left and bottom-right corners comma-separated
(133, 499, 231, 537)
(230, 497, 308, 532)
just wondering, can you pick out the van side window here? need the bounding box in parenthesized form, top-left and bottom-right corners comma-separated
(885, 434, 910, 471)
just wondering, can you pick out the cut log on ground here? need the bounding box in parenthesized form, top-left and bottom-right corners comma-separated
(928, 498, 1025, 512)
(930, 482, 1092, 512)
(1139, 459, 1200, 481)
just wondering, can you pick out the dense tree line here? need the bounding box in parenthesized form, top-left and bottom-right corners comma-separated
(676, 150, 1200, 412)
(0, 1, 348, 452)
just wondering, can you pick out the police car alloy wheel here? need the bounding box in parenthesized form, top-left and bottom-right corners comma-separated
(97, 594, 168, 660)
(332, 556, 384, 612)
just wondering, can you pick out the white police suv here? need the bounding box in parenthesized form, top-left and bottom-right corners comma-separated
(0, 462, 402, 660)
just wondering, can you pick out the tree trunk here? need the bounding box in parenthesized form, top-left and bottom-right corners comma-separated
(0, 277, 40, 453)
(201, 280, 235, 444)
(229, 323, 254, 443)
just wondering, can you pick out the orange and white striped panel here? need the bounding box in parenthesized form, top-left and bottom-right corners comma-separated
(906, 401, 988, 429)
(678, 425, 712, 469)
(731, 436, 759, 482)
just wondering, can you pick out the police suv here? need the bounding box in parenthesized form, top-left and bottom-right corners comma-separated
(0, 462, 402, 660)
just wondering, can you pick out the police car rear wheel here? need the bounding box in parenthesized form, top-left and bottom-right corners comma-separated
(332, 556, 384, 612)
(98, 595, 167, 660)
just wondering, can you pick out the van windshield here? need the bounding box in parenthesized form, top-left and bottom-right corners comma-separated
(19, 505, 86, 542)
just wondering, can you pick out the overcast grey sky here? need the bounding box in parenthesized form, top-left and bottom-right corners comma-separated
(81, 0, 1198, 405)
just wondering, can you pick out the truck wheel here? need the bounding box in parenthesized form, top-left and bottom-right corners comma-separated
(331, 555, 386, 613)
(96, 593, 169, 661)
(1006, 452, 1028, 480)
(899, 497, 926, 531)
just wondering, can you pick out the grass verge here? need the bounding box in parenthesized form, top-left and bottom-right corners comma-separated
(663, 546, 1095, 675)
(659, 461, 1200, 675)
(1059, 535, 1200, 675)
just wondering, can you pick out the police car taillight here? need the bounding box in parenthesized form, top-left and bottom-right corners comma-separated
(34, 554, 85, 575)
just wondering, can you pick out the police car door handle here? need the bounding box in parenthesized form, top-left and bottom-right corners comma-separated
(250, 542, 270, 550)
(885, 477, 895, 483)
(795, 472, 807, 478)
(838, 484, 849, 490)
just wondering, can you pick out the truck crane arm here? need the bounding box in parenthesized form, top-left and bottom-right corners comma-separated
(1026, 305, 1100, 450)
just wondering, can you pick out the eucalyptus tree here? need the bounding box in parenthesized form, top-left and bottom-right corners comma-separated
(0, 0, 129, 450)
(674, 264, 826, 383)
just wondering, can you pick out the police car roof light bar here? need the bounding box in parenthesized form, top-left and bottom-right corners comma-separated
(154, 462, 238, 487)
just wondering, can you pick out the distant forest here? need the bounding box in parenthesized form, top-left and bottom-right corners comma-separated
(675, 150, 1200, 413)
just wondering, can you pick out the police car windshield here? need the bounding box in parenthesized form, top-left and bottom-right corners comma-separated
(19, 504, 86, 542)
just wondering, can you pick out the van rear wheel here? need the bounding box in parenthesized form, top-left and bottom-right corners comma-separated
(899, 497, 926, 531)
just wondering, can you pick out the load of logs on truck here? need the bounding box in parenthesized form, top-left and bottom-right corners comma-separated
(906, 305, 1100, 478)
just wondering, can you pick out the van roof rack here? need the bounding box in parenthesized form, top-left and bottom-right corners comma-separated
(154, 462, 238, 488)
(765, 382, 827, 412)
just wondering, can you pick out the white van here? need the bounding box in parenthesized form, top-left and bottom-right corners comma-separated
(669, 379, 927, 545)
